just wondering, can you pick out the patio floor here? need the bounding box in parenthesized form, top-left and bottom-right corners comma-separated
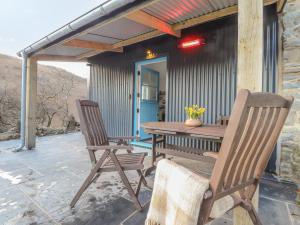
(0, 132, 299, 225)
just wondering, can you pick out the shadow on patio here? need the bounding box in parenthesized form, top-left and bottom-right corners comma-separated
(0, 132, 299, 225)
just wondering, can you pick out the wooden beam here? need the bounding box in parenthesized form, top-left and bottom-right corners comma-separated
(33, 54, 86, 62)
(76, 50, 105, 60)
(85, 5, 240, 59)
(80, 0, 163, 36)
(175, 0, 276, 31)
(277, 0, 287, 12)
(36, 0, 163, 57)
(25, 57, 38, 150)
(113, 0, 275, 49)
(113, 30, 162, 49)
(174, 5, 238, 31)
(113, 0, 276, 49)
(35, 0, 277, 60)
(64, 39, 123, 52)
(235, 0, 263, 224)
(74, 0, 277, 59)
(127, 10, 180, 37)
(82, 30, 163, 59)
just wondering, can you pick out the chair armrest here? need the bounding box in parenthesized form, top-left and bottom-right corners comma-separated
(87, 145, 134, 152)
(203, 152, 219, 159)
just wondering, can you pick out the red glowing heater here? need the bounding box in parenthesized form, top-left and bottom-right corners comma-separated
(179, 38, 205, 49)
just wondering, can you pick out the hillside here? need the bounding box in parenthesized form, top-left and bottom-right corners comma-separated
(0, 53, 87, 134)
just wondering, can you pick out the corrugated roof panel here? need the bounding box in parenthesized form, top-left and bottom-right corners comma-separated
(78, 33, 119, 44)
(24, 0, 241, 58)
(144, 0, 237, 24)
(91, 17, 154, 40)
(37, 45, 89, 56)
(208, 0, 236, 10)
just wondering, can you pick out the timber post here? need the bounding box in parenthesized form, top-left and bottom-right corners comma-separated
(25, 57, 38, 150)
(235, 0, 263, 224)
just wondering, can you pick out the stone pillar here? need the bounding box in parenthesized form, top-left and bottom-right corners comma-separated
(279, 0, 300, 184)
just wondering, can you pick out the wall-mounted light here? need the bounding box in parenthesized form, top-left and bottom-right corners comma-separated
(178, 37, 206, 49)
(146, 49, 157, 59)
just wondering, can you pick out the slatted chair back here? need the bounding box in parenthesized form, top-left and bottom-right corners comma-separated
(210, 89, 293, 199)
(76, 99, 109, 147)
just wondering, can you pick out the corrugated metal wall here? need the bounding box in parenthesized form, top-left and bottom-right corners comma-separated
(89, 64, 133, 137)
(166, 6, 278, 151)
(89, 6, 278, 160)
(166, 20, 237, 150)
(263, 8, 278, 171)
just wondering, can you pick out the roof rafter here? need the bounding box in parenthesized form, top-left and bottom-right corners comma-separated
(80, 0, 278, 59)
(126, 10, 181, 37)
(32, 0, 279, 61)
(63, 39, 123, 52)
(32, 54, 86, 62)
(76, 50, 105, 60)
(34, 0, 164, 58)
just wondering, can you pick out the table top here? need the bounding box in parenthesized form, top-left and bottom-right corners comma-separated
(142, 122, 225, 140)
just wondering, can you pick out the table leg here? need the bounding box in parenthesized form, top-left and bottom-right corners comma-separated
(144, 134, 157, 177)
(162, 135, 166, 158)
(152, 134, 157, 166)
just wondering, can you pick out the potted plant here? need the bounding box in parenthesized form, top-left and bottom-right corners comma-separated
(184, 105, 206, 127)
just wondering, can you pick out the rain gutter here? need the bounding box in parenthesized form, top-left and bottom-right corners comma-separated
(14, 0, 146, 151)
(16, 0, 141, 57)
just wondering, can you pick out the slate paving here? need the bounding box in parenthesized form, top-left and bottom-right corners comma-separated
(0, 133, 299, 225)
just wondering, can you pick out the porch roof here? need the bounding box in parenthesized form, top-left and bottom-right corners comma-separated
(17, 0, 282, 62)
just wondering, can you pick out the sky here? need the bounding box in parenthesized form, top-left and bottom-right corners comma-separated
(0, 0, 107, 78)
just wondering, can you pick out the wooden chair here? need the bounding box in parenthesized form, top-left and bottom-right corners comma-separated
(196, 89, 294, 224)
(216, 115, 230, 126)
(70, 99, 147, 211)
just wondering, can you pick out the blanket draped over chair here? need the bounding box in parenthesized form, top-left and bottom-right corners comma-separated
(145, 159, 234, 225)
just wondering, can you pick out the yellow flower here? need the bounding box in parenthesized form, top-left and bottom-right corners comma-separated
(185, 105, 206, 119)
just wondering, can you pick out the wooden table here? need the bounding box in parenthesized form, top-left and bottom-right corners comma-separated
(142, 122, 226, 171)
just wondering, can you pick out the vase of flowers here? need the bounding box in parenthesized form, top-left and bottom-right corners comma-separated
(184, 105, 206, 127)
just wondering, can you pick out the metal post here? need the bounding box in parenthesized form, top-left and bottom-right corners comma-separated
(14, 52, 27, 152)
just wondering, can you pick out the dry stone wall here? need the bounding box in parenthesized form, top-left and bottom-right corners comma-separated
(280, 0, 300, 184)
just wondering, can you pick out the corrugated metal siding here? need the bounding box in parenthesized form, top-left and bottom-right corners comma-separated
(89, 5, 278, 160)
(166, 19, 237, 150)
(166, 7, 278, 152)
(263, 8, 278, 172)
(89, 64, 133, 137)
(263, 12, 278, 94)
(144, 0, 236, 24)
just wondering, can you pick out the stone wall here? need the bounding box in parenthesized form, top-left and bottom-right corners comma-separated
(279, 0, 300, 184)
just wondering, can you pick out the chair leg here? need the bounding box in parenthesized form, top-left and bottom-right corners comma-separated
(137, 170, 148, 187)
(135, 173, 143, 197)
(91, 172, 101, 184)
(109, 153, 142, 211)
(70, 168, 99, 208)
(70, 150, 109, 208)
(196, 198, 214, 225)
(240, 200, 263, 225)
(247, 206, 263, 225)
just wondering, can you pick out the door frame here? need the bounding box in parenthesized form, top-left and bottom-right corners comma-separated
(133, 56, 167, 140)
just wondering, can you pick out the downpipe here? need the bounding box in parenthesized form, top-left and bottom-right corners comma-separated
(14, 52, 27, 152)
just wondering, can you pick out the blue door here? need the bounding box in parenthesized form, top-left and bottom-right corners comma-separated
(139, 68, 159, 140)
